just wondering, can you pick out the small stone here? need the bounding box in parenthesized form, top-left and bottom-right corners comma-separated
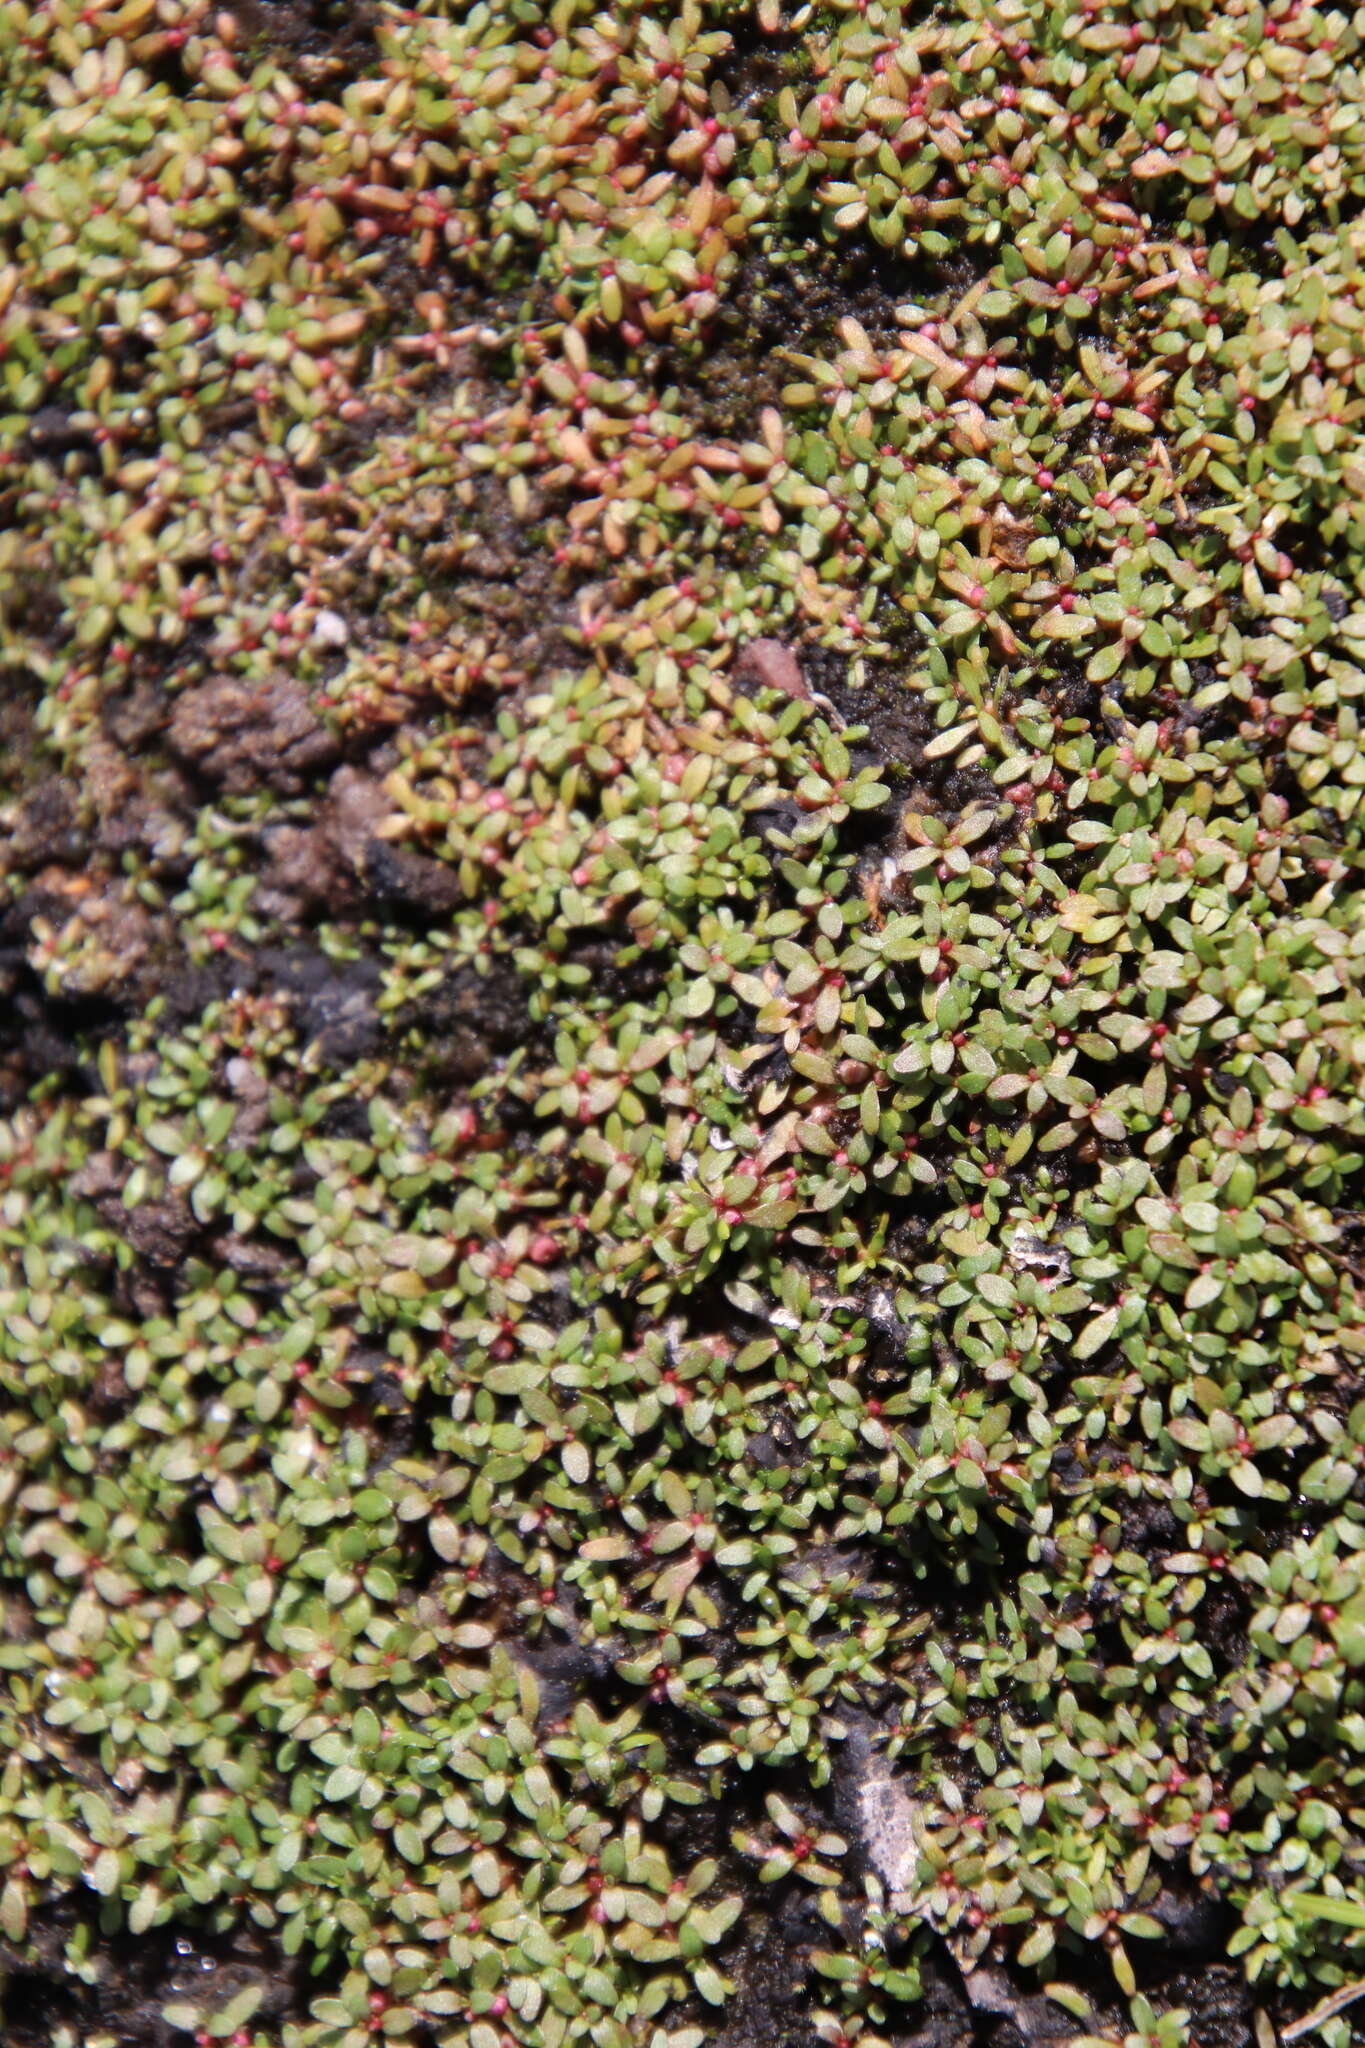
(313, 608, 349, 648)
(1007, 1231, 1071, 1283)
(734, 637, 813, 702)
(858, 1764, 920, 1906)
(69, 1149, 125, 1202)
(328, 765, 394, 866)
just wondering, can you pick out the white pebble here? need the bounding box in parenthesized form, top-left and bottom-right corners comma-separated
(313, 608, 349, 648)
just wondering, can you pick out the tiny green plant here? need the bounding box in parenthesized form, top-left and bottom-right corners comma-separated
(1, 0, 1365, 2043)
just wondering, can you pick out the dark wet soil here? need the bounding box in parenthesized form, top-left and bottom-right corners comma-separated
(0, 1903, 309, 2048)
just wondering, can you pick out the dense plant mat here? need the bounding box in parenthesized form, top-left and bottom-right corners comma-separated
(3, 0, 1365, 2043)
